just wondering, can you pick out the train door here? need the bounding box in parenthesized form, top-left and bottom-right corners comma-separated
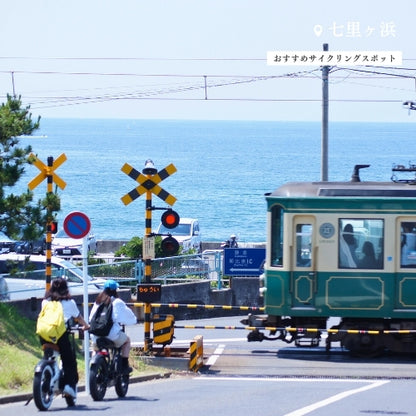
(396, 219, 416, 310)
(291, 216, 315, 308)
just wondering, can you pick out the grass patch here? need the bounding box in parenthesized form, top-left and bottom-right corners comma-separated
(0, 303, 166, 397)
(0, 303, 41, 395)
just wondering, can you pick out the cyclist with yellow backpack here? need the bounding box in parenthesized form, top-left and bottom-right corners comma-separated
(37, 278, 89, 400)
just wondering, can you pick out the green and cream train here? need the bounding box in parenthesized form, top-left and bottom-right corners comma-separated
(244, 164, 416, 355)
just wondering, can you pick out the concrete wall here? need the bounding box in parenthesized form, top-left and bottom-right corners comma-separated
(155, 277, 262, 320)
(9, 278, 262, 322)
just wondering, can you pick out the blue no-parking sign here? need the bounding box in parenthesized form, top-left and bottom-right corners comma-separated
(223, 248, 266, 276)
(63, 211, 91, 239)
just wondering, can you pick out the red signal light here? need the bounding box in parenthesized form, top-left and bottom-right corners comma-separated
(50, 221, 58, 234)
(161, 210, 180, 229)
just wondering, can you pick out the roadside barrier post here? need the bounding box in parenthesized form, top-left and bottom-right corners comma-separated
(188, 335, 204, 372)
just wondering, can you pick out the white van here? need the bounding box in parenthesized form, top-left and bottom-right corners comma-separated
(0, 253, 104, 301)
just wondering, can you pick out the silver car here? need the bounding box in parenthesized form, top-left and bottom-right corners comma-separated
(52, 229, 97, 257)
(0, 253, 104, 301)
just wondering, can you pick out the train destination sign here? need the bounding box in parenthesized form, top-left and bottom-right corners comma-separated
(223, 248, 266, 276)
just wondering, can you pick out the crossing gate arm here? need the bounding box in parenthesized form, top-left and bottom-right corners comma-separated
(130, 302, 265, 312)
(127, 303, 416, 335)
(174, 325, 416, 335)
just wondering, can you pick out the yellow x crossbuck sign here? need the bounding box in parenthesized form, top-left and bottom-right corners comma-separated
(28, 153, 67, 191)
(121, 162, 177, 206)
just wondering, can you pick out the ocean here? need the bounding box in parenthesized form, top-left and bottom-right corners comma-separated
(16, 118, 416, 243)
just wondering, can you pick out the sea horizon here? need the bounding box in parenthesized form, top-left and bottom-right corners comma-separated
(15, 118, 416, 242)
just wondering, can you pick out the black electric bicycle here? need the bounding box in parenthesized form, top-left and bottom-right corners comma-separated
(89, 336, 129, 401)
(32, 327, 80, 411)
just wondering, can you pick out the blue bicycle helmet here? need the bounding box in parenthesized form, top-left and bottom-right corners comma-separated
(104, 279, 119, 291)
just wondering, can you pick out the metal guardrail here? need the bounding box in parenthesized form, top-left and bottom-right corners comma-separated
(0, 252, 225, 300)
(86, 251, 225, 288)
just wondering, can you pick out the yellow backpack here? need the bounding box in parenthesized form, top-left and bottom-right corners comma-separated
(36, 300, 66, 343)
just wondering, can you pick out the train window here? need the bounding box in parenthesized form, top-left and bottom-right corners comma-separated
(271, 205, 284, 266)
(296, 224, 312, 267)
(400, 222, 416, 267)
(339, 219, 384, 269)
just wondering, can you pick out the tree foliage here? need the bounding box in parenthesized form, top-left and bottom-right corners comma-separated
(115, 235, 167, 259)
(0, 95, 59, 240)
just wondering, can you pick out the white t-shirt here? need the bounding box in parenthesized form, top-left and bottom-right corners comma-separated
(42, 298, 80, 324)
(89, 297, 136, 341)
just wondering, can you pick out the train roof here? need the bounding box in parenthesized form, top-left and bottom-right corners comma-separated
(268, 164, 416, 198)
(268, 181, 416, 198)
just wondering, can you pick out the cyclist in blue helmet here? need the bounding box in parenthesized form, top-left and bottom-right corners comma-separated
(90, 279, 137, 374)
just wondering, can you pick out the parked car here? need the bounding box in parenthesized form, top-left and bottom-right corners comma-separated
(0, 253, 104, 301)
(157, 218, 202, 253)
(0, 232, 16, 254)
(14, 239, 46, 255)
(52, 229, 97, 257)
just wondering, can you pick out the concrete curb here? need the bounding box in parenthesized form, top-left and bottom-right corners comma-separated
(0, 372, 172, 405)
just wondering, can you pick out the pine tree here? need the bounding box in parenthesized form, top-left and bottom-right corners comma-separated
(0, 95, 59, 241)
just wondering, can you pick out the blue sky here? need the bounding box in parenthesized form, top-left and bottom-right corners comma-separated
(1, 0, 415, 122)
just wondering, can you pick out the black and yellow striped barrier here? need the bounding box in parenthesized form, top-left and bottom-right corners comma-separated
(153, 314, 175, 346)
(188, 335, 204, 372)
(174, 324, 416, 335)
(126, 302, 416, 336)
(129, 302, 264, 312)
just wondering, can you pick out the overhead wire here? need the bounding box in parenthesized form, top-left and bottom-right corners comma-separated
(1, 63, 416, 109)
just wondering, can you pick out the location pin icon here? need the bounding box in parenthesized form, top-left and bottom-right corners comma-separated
(314, 24, 323, 37)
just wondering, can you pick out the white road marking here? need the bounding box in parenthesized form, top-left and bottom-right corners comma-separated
(195, 377, 389, 416)
(282, 379, 389, 416)
(205, 344, 226, 366)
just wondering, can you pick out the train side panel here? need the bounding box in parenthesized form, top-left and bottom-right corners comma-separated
(246, 180, 416, 354)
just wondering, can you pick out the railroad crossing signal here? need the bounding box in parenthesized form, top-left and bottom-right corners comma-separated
(120, 162, 177, 206)
(28, 154, 67, 293)
(120, 159, 179, 353)
(161, 235, 180, 256)
(161, 209, 180, 229)
(28, 153, 67, 191)
(50, 221, 58, 234)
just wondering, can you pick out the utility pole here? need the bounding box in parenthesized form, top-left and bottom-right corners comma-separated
(321, 43, 329, 181)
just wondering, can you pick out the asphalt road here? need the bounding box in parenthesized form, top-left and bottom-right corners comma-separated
(2, 316, 416, 415)
(127, 315, 416, 379)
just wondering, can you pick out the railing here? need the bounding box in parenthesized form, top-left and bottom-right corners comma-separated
(86, 250, 225, 288)
(1, 251, 226, 301)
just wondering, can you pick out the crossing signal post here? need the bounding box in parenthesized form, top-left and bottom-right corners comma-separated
(121, 159, 179, 352)
(28, 154, 66, 291)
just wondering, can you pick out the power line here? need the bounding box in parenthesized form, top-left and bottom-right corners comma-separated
(1, 65, 415, 110)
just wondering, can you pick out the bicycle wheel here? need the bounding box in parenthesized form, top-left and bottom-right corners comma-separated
(89, 355, 108, 401)
(115, 374, 129, 398)
(33, 362, 54, 411)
